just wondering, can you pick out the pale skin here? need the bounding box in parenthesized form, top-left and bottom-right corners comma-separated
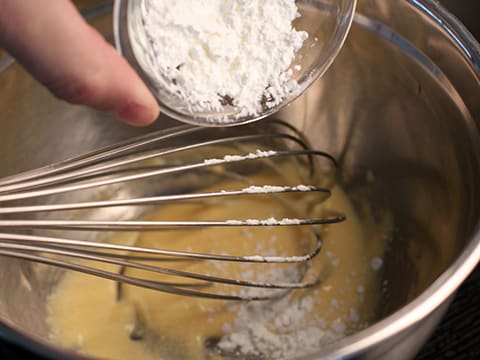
(0, 0, 160, 126)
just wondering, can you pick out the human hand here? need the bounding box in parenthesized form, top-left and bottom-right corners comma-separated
(0, 0, 160, 126)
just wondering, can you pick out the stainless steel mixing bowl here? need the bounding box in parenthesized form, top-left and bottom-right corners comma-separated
(0, 0, 479, 359)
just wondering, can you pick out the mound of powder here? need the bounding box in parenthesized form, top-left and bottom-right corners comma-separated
(137, 0, 308, 119)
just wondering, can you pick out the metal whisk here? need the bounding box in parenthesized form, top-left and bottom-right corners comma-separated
(0, 119, 344, 300)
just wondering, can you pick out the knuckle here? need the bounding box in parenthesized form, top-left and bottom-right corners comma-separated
(45, 75, 102, 106)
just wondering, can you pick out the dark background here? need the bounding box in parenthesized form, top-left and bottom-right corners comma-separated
(0, 1, 479, 359)
(439, 0, 480, 37)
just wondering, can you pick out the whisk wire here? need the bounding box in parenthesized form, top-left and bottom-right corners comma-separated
(0, 120, 344, 300)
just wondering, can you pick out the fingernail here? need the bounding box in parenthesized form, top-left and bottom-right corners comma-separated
(116, 101, 160, 126)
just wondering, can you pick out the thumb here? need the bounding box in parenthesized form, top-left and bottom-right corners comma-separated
(0, 0, 160, 126)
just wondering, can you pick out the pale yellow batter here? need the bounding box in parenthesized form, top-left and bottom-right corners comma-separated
(47, 166, 388, 360)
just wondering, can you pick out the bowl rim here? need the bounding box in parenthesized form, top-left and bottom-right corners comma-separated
(0, 0, 479, 359)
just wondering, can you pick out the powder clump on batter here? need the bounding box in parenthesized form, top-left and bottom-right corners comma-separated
(217, 293, 341, 359)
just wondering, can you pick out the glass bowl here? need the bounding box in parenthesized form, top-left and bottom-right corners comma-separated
(114, 0, 357, 126)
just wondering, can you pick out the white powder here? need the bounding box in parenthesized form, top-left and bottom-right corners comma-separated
(203, 149, 277, 165)
(349, 308, 360, 323)
(244, 255, 306, 263)
(136, 0, 308, 120)
(370, 256, 383, 271)
(214, 263, 349, 359)
(217, 291, 343, 359)
(225, 217, 302, 226)
(356, 285, 365, 294)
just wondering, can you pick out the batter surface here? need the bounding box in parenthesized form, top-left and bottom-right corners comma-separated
(47, 168, 387, 359)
